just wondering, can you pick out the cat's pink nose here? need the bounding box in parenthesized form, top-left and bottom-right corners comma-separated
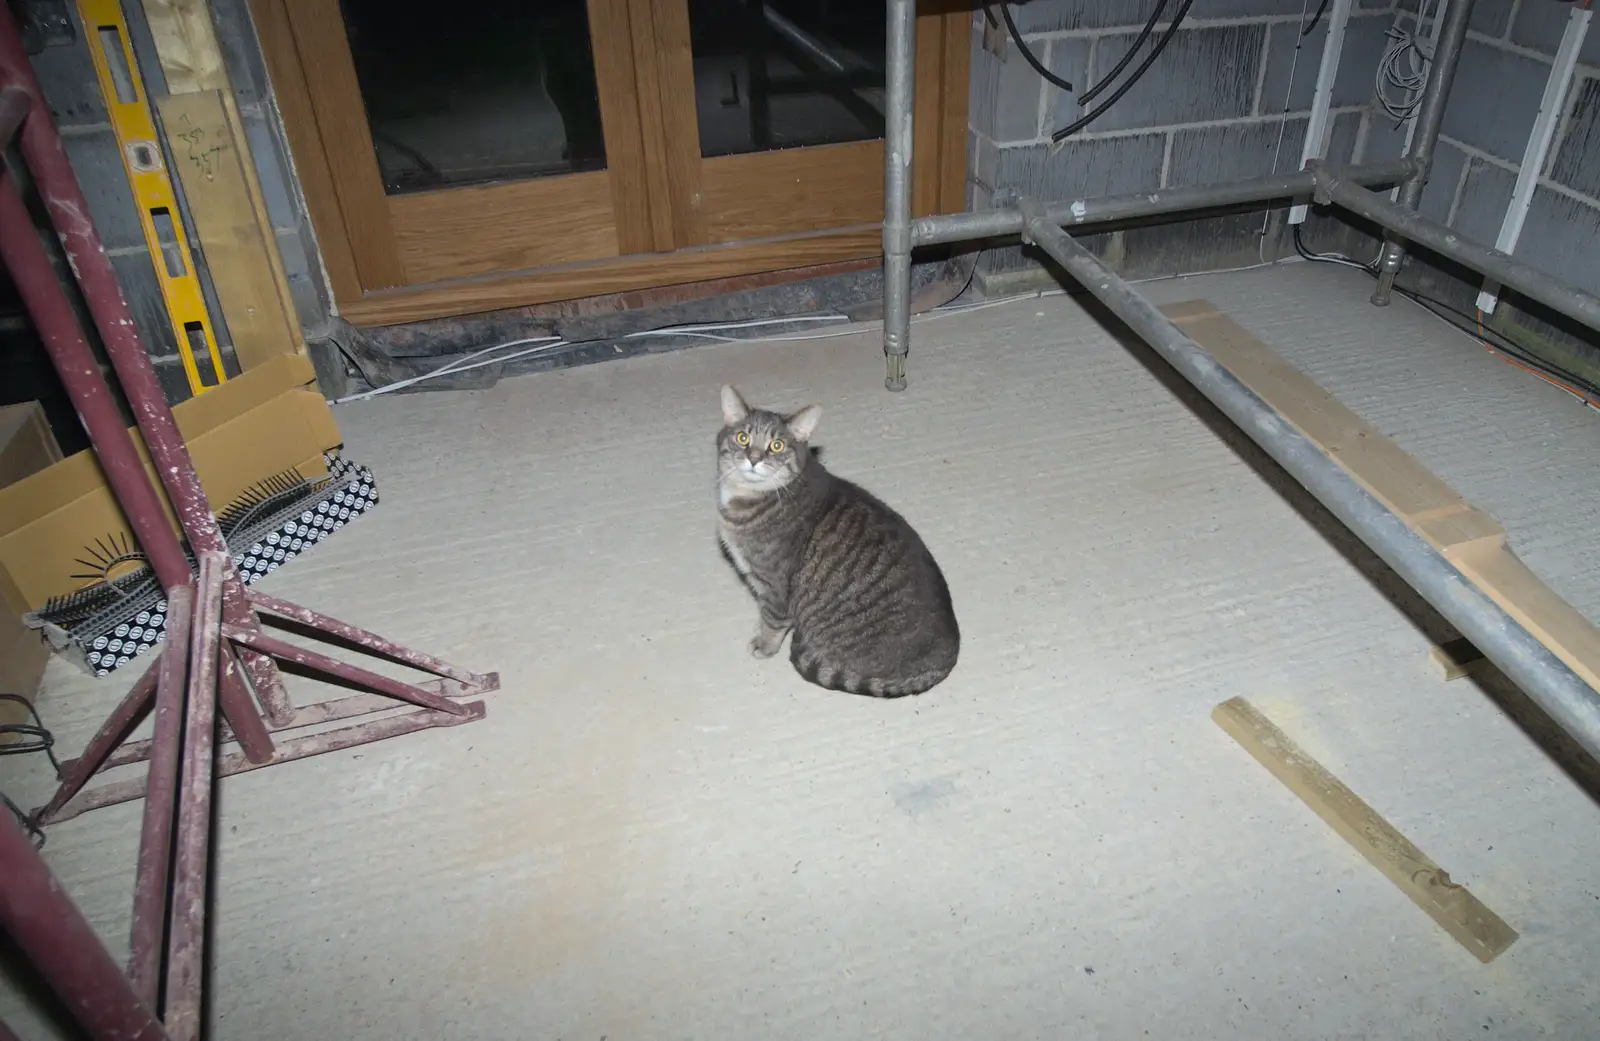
(746, 448, 762, 464)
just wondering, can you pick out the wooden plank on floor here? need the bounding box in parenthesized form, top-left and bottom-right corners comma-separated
(1162, 301, 1467, 522)
(1429, 637, 1488, 682)
(1163, 299, 1600, 695)
(1213, 696, 1518, 964)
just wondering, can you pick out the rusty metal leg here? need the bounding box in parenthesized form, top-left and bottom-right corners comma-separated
(215, 643, 276, 763)
(35, 659, 158, 822)
(127, 582, 193, 1007)
(0, 811, 170, 1041)
(248, 591, 491, 687)
(163, 555, 224, 1041)
(223, 625, 473, 717)
(3, 0, 498, 849)
(222, 574, 294, 726)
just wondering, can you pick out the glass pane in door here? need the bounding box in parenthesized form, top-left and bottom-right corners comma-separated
(686, 0, 887, 159)
(340, 0, 607, 194)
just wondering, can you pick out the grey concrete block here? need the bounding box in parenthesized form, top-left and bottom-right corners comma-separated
(109, 251, 180, 360)
(1327, 108, 1363, 163)
(977, 229, 1116, 278)
(1550, 77, 1600, 200)
(62, 130, 146, 252)
(1516, 188, 1600, 296)
(1121, 211, 1280, 278)
(971, 130, 1001, 190)
(1188, 0, 1316, 18)
(1167, 117, 1308, 187)
(1418, 139, 1469, 223)
(1259, 14, 1393, 115)
(975, 241, 1030, 274)
(992, 133, 1167, 201)
(1469, 0, 1516, 39)
(1041, 37, 1093, 134)
(1008, 2, 1154, 34)
(994, 42, 1046, 141)
(1359, 109, 1410, 162)
(1439, 39, 1546, 163)
(1078, 24, 1265, 131)
(1449, 156, 1515, 244)
(1512, 0, 1600, 63)
(969, 23, 1002, 134)
(28, 37, 108, 127)
(241, 112, 301, 230)
(1397, 0, 1511, 37)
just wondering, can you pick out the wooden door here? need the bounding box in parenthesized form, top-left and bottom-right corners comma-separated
(253, 0, 969, 326)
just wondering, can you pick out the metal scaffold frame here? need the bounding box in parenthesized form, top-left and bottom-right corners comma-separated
(0, 6, 504, 1038)
(878, 0, 1600, 762)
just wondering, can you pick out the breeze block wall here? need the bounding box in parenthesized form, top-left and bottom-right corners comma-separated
(1304, 0, 1600, 387)
(966, 0, 1406, 293)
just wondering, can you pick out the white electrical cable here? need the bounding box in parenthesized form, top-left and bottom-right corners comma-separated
(335, 335, 567, 404)
(1376, 0, 1439, 121)
(334, 258, 1295, 405)
(623, 314, 852, 337)
(335, 317, 852, 404)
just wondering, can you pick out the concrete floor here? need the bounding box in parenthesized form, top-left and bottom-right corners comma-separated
(4, 261, 1600, 1039)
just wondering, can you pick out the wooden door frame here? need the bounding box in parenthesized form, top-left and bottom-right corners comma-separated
(251, 0, 970, 327)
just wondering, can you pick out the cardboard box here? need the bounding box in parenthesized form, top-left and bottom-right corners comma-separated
(0, 402, 63, 718)
(54, 453, 379, 676)
(0, 354, 341, 616)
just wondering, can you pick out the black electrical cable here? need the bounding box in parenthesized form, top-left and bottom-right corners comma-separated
(1, 693, 58, 850)
(1293, 223, 1378, 270)
(1051, 0, 1196, 143)
(1301, 0, 1334, 38)
(1293, 227, 1600, 401)
(1397, 289, 1600, 401)
(1078, 0, 1171, 105)
(983, 3, 1074, 93)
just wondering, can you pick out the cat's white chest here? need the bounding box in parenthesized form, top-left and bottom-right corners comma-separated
(718, 523, 752, 577)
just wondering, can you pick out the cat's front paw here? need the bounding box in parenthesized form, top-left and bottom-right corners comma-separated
(749, 634, 783, 658)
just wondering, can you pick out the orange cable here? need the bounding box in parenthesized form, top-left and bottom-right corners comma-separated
(1475, 306, 1600, 408)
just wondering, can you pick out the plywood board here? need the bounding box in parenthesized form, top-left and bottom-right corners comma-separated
(159, 90, 306, 370)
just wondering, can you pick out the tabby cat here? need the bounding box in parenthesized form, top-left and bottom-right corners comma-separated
(715, 385, 959, 697)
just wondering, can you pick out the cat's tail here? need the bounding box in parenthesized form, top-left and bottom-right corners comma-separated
(790, 647, 957, 698)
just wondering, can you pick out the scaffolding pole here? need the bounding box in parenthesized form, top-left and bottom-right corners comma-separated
(878, 0, 1600, 763)
(1017, 197, 1600, 765)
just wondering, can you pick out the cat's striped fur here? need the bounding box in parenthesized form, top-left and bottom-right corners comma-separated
(715, 385, 959, 697)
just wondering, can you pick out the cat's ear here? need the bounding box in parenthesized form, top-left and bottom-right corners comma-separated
(720, 385, 750, 425)
(785, 404, 822, 442)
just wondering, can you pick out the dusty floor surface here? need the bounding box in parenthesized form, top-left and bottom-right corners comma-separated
(4, 262, 1600, 1039)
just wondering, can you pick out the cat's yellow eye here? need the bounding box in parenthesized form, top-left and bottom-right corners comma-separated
(734, 431, 750, 446)
(769, 439, 786, 453)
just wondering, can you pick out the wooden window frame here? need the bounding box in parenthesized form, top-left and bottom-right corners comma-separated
(251, 0, 970, 327)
